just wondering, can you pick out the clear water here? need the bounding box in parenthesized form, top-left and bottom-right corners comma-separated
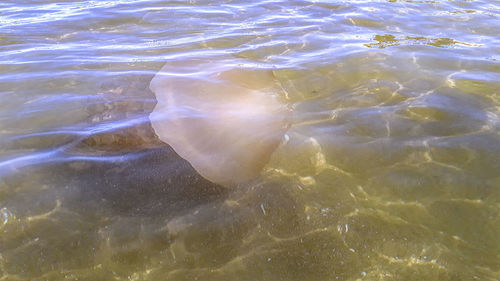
(1, 0, 499, 280)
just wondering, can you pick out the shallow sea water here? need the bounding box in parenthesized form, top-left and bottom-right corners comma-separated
(1, 0, 500, 280)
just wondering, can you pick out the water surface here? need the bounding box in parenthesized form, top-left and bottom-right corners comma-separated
(1, 0, 499, 280)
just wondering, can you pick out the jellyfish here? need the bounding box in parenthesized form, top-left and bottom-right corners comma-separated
(149, 58, 290, 188)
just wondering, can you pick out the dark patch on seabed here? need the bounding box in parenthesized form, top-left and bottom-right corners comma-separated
(6, 146, 227, 217)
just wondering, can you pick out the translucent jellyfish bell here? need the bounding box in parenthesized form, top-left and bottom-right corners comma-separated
(149, 59, 290, 187)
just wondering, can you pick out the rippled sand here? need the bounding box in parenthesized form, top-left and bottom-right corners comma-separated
(1, 0, 499, 280)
